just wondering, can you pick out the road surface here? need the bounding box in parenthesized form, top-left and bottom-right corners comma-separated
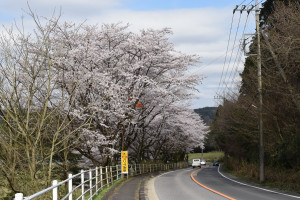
(150, 164, 300, 200)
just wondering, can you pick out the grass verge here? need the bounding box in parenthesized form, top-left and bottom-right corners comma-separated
(92, 179, 125, 200)
(188, 151, 224, 162)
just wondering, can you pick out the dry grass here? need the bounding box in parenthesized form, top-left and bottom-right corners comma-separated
(224, 157, 300, 194)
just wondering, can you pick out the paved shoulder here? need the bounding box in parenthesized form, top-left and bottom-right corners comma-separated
(146, 177, 159, 200)
(104, 174, 149, 200)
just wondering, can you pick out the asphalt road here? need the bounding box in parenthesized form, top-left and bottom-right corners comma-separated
(154, 167, 227, 200)
(153, 165, 300, 200)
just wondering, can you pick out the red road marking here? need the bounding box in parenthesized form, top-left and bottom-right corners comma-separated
(190, 169, 236, 200)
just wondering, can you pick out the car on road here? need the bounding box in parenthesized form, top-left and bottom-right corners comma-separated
(192, 159, 201, 168)
(200, 160, 206, 166)
(213, 159, 219, 166)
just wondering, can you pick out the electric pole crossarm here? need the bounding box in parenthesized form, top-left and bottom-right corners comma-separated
(234, 5, 254, 14)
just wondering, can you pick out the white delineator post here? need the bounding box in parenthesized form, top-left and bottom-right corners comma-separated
(89, 169, 92, 198)
(81, 170, 84, 200)
(68, 174, 73, 200)
(15, 193, 23, 200)
(105, 166, 109, 186)
(52, 180, 58, 200)
(96, 167, 98, 194)
(100, 167, 103, 189)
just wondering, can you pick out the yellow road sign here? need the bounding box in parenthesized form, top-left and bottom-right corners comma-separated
(121, 151, 128, 174)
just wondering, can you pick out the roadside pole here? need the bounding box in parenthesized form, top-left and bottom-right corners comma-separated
(237, 0, 264, 182)
(255, 0, 264, 182)
(121, 126, 125, 179)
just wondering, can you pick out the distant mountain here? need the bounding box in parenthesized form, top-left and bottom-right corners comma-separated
(194, 107, 217, 125)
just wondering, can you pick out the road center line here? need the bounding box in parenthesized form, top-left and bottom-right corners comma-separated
(217, 165, 300, 199)
(190, 169, 237, 200)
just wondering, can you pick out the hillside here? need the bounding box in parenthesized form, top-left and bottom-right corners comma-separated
(194, 107, 217, 125)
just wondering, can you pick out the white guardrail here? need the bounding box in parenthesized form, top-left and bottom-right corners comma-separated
(14, 163, 187, 200)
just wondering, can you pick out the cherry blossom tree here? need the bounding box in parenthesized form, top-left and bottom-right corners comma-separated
(0, 12, 93, 196)
(129, 104, 207, 163)
(51, 22, 207, 166)
(0, 9, 207, 198)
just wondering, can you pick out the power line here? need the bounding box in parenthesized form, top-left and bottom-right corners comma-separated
(185, 40, 247, 77)
(216, 2, 258, 105)
(238, 0, 248, 6)
(220, 13, 242, 97)
(246, 0, 255, 7)
(223, 13, 250, 96)
(216, 13, 235, 96)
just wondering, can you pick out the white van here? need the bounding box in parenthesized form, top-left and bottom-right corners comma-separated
(192, 159, 201, 168)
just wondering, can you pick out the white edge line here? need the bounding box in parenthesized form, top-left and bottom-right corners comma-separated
(156, 170, 177, 178)
(218, 164, 300, 199)
(156, 168, 192, 178)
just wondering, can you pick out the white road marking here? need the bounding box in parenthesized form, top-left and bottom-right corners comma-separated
(217, 164, 300, 199)
(155, 168, 193, 178)
(147, 177, 159, 200)
(156, 170, 179, 178)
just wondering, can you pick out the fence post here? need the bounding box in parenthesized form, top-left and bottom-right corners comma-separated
(52, 180, 58, 200)
(110, 166, 113, 183)
(96, 167, 98, 194)
(68, 174, 73, 200)
(89, 169, 92, 198)
(106, 166, 109, 187)
(81, 170, 84, 200)
(15, 193, 23, 200)
(100, 167, 103, 189)
(116, 165, 119, 180)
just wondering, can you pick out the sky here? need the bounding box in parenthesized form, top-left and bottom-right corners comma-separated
(0, 0, 259, 108)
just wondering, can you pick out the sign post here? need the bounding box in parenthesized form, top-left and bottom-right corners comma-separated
(121, 151, 128, 178)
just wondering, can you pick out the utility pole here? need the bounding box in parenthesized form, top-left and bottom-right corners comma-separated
(236, 1, 264, 182)
(255, 0, 264, 182)
(121, 126, 125, 179)
(214, 95, 225, 105)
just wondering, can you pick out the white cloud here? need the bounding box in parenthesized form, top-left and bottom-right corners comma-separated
(1, 0, 121, 13)
(0, 0, 251, 108)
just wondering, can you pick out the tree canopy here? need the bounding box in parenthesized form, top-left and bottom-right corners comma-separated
(212, 0, 300, 183)
(0, 11, 207, 197)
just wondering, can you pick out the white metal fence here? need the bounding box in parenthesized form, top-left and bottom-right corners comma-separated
(14, 162, 187, 200)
